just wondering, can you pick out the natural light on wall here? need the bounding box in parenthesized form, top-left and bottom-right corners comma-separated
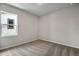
(0, 11, 18, 37)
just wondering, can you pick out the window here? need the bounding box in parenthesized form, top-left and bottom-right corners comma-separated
(8, 18, 14, 29)
(0, 11, 18, 37)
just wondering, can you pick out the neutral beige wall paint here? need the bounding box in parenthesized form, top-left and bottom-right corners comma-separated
(39, 5, 79, 48)
(0, 4, 39, 49)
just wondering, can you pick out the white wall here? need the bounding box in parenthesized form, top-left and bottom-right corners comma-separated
(39, 5, 79, 48)
(0, 4, 39, 50)
(1, 4, 79, 49)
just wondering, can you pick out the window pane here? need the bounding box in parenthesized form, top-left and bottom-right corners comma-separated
(8, 25, 14, 29)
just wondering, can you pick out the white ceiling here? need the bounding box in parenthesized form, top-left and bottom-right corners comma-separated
(8, 3, 72, 16)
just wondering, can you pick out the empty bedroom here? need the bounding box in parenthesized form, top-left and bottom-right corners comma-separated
(0, 3, 79, 56)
